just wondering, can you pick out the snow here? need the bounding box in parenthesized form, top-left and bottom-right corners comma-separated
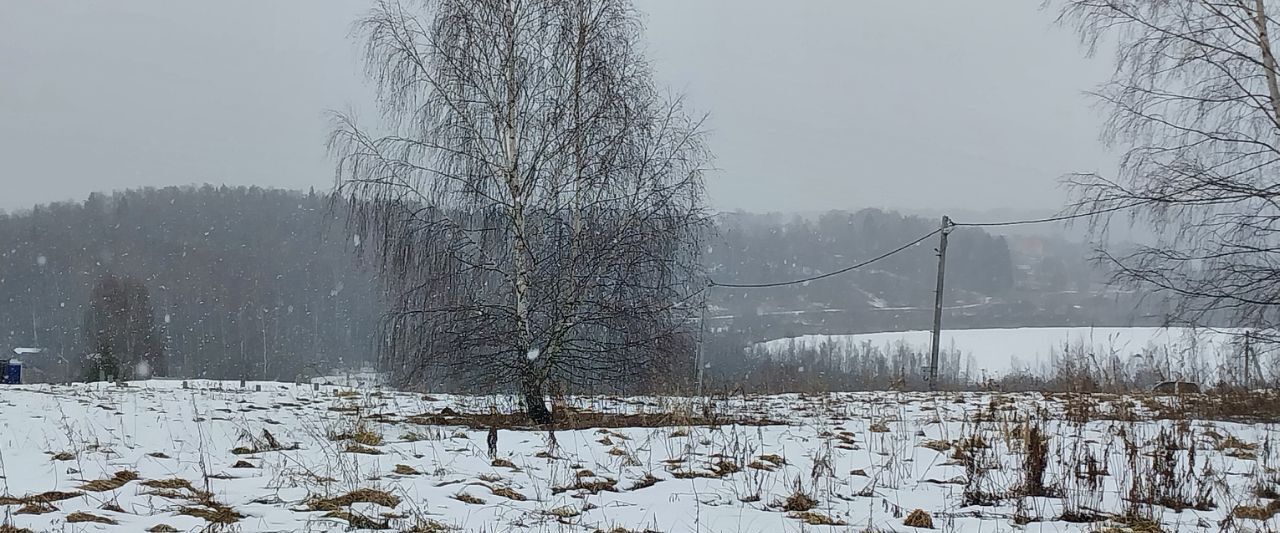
(526, 348, 541, 361)
(12, 347, 44, 355)
(0, 381, 1272, 531)
(756, 327, 1246, 378)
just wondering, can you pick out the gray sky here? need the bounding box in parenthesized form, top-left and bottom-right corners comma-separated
(0, 1, 1112, 214)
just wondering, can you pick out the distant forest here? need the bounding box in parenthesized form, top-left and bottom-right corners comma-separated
(0, 187, 382, 382)
(0, 186, 1157, 383)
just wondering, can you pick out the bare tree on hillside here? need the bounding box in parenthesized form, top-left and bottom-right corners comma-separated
(1057, 0, 1280, 338)
(84, 274, 165, 381)
(330, 0, 709, 423)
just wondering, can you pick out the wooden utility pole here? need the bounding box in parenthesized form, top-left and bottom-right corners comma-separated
(928, 216, 952, 391)
(1244, 330, 1253, 389)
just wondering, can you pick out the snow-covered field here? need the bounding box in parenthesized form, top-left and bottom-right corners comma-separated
(0, 380, 1278, 531)
(756, 327, 1247, 379)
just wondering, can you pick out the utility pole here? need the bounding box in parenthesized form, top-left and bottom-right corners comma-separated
(928, 216, 952, 391)
(1244, 330, 1253, 389)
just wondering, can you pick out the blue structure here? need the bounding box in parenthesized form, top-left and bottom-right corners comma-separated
(1, 360, 20, 384)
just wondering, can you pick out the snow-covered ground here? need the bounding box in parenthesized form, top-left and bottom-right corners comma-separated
(756, 327, 1248, 379)
(0, 380, 1277, 531)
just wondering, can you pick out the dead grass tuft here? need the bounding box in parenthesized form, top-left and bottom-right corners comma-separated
(554, 476, 618, 494)
(49, 452, 74, 461)
(1232, 500, 1280, 520)
(394, 464, 421, 475)
(780, 490, 817, 512)
(758, 453, 786, 465)
(903, 508, 934, 528)
(402, 519, 457, 532)
(79, 470, 139, 492)
(23, 491, 82, 504)
(231, 460, 255, 468)
(921, 439, 952, 452)
(178, 504, 243, 524)
(308, 488, 402, 511)
(546, 506, 580, 518)
(66, 511, 117, 524)
(145, 525, 179, 533)
(789, 511, 846, 526)
(323, 510, 389, 530)
(491, 458, 517, 469)
(0, 525, 33, 533)
(344, 443, 383, 455)
(490, 486, 527, 501)
(628, 473, 661, 491)
(330, 420, 384, 446)
(452, 492, 485, 505)
(14, 502, 55, 515)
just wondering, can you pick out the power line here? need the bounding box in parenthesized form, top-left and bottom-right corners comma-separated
(708, 202, 1142, 290)
(950, 202, 1138, 228)
(709, 228, 941, 289)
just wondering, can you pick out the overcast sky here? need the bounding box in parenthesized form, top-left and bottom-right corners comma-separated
(0, 1, 1113, 214)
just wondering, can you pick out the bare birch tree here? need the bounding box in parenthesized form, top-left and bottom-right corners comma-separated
(1057, 0, 1280, 338)
(330, 0, 708, 423)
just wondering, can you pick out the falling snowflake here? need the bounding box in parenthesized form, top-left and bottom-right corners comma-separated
(135, 361, 152, 379)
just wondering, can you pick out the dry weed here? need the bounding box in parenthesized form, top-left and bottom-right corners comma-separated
(903, 508, 934, 528)
(79, 470, 139, 492)
(308, 488, 402, 510)
(789, 511, 847, 526)
(66, 511, 117, 524)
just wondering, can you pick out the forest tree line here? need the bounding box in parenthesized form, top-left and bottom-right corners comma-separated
(0, 186, 1093, 386)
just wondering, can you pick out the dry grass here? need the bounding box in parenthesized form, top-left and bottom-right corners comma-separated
(330, 420, 384, 446)
(758, 454, 786, 466)
(78, 470, 139, 492)
(490, 485, 527, 501)
(178, 504, 243, 524)
(546, 506, 580, 518)
(554, 475, 618, 495)
(66, 511, 117, 524)
(231, 460, 255, 468)
(0, 525, 33, 533)
(903, 508, 934, 528)
(323, 510, 389, 530)
(627, 473, 661, 491)
(491, 458, 517, 469)
(344, 443, 383, 455)
(22, 491, 82, 504)
(1232, 500, 1280, 520)
(452, 492, 485, 505)
(780, 490, 817, 512)
(14, 502, 55, 515)
(145, 525, 179, 533)
(308, 488, 402, 511)
(921, 439, 952, 452)
(789, 511, 847, 526)
(49, 451, 74, 461)
(402, 519, 457, 532)
(404, 408, 781, 431)
(394, 464, 421, 475)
